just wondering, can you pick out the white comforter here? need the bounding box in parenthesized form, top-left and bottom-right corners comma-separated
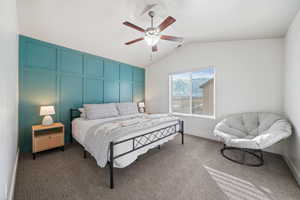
(75, 114, 179, 168)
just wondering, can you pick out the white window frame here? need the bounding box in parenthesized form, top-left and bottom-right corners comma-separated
(169, 67, 216, 119)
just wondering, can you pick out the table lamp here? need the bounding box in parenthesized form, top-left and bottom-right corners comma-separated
(40, 106, 55, 126)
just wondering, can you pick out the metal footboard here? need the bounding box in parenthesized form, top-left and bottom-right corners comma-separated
(108, 120, 184, 188)
(70, 109, 184, 189)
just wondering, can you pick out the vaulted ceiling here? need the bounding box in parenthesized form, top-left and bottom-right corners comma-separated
(17, 0, 300, 67)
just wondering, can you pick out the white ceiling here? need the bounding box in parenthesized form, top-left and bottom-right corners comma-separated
(17, 0, 300, 67)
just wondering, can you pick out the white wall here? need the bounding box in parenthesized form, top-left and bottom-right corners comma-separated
(146, 39, 284, 154)
(16, 0, 300, 67)
(0, 0, 19, 199)
(284, 10, 300, 183)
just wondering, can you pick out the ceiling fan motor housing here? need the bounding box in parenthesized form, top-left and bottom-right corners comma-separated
(148, 10, 155, 18)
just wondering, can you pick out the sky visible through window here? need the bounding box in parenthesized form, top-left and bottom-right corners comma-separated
(170, 67, 215, 115)
(172, 68, 215, 97)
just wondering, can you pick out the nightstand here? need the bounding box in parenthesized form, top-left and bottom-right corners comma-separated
(32, 122, 64, 159)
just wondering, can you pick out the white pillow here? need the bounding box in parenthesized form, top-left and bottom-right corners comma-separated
(117, 102, 138, 116)
(83, 103, 119, 120)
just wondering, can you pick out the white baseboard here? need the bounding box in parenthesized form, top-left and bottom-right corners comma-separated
(8, 149, 19, 200)
(284, 155, 300, 186)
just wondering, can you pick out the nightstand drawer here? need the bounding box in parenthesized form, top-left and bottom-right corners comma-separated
(48, 133, 64, 148)
(34, 133, 64, 152)
(34, 135, 51, 152)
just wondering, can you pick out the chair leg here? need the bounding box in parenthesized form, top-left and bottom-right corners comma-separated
(242, 149, 246, 164)
(221, 146, 264, 167)
(83, 150, 87, 159)
(259, 150, 264, 166)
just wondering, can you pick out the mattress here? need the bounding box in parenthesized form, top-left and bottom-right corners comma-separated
(72, 114, 180, 168)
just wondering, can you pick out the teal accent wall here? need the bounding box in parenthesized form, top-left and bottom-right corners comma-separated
(19, 35, 145, 152)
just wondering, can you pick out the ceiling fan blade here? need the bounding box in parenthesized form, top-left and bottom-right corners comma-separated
(123, 21, 145, 32)
(158, 16, 176, 32)
(152, 45, 158, 52)
(161, 35, 184, 42)
(125, 37, 144, 45)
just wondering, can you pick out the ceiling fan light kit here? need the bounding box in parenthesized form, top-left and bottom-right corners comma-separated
(144, 27, 160, 46)
(123, 10, 183, 52)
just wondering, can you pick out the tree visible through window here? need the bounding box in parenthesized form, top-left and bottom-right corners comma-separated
(169, 68, 215, 117)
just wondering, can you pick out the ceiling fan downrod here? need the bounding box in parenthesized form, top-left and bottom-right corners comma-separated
(149, 11, 155, 28)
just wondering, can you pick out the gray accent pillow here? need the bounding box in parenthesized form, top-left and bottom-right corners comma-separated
(83, 103, 119, 120)
(116, 102, 138, 116)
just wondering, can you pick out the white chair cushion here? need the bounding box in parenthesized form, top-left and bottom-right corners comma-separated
(214, 112, 292, 149)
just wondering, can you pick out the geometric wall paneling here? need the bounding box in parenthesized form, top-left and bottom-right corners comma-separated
(120, 64, 133, 102)
(133, 82, 145, 102)
(104, 59, 120, 81)
(133, 67, 145, 82)
(59, 75, 83, 142)
(25, 41, 57, 70)
(59, 49, 84, 74)
(85, 54, 104, 77)
(120, 64, 133, 82)
(19, 35, 145, 152)
(120, 81, 133, 102)
(104, 80, 120, 103)
(133, 67, 145, 102)
(20, 69, 57, 152)
(85, 78, 104, 104)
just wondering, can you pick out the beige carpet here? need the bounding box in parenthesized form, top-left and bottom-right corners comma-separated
(15, 135, 300, 200)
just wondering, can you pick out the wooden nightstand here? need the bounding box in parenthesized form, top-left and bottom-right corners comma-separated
(32, 122, 64, 159)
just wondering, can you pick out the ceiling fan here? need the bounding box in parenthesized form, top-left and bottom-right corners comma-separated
(123, 11, 183, 52)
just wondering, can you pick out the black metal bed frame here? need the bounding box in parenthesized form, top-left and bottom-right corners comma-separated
(221, 144, 264, 167)
(70, 108, 184, 189)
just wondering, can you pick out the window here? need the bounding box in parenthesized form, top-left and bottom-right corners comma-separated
(169, 67, 215, 118)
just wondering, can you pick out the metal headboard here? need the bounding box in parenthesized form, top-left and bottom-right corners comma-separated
(70, 108, 81, 143)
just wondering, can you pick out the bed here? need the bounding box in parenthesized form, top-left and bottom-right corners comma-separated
(70, 108, 184, 189)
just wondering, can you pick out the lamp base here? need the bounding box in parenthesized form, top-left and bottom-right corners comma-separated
(42, 115, 53, 126)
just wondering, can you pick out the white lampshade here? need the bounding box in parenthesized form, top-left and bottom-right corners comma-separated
(40, 106, 55, 116)
(138, 102, 145, 108)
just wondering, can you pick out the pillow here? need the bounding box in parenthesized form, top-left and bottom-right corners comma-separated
(78, 108, 86, 118)
(83, 103, 119, 120)
(117, 102, 139, 116)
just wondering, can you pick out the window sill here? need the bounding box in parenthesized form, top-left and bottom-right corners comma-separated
(171, 112, 216, 119)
